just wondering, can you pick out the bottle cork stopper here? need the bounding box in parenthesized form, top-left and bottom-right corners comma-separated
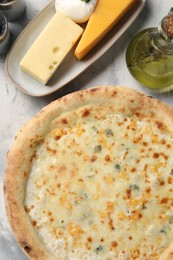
(165, 14, 173, 37)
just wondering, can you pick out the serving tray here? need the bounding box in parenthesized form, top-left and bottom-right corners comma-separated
(5, 0, 146, 97)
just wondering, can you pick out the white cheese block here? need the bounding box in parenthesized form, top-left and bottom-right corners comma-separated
(20, 11, 83, 85)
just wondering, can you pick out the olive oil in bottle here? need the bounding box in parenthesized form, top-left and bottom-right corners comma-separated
(126, 8, 173, 93)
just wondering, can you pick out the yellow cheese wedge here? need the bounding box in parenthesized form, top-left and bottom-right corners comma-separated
(75, 0, 136, 60)
(20, 11, 83, 85)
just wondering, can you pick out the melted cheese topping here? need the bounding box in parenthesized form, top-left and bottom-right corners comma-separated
(25, 104, 173, 259)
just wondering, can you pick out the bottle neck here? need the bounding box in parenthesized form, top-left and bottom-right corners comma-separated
(151, 10, 173, 54)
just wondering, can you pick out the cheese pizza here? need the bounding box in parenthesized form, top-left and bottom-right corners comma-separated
(4, 86, 173, 259)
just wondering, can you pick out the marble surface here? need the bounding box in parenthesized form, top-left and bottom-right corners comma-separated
(1, 0, 173, 259)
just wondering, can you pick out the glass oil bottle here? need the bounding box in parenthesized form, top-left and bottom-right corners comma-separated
(126, 8, 173, 93)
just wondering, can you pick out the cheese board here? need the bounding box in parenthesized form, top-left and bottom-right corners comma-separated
(5, 0, 146, 97)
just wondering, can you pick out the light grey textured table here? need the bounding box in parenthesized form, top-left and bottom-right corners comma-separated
(1, 0, 173, 259)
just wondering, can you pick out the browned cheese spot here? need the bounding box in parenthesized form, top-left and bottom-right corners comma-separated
(61, 118, 68, 124)
(82, 109, 90, 117)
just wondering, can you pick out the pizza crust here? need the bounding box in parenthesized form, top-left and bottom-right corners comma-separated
(4, 86, 173, 259)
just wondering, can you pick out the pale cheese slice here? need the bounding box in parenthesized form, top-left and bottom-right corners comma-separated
(75, 0, 136, 60)
(20, 11, 83, 85)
